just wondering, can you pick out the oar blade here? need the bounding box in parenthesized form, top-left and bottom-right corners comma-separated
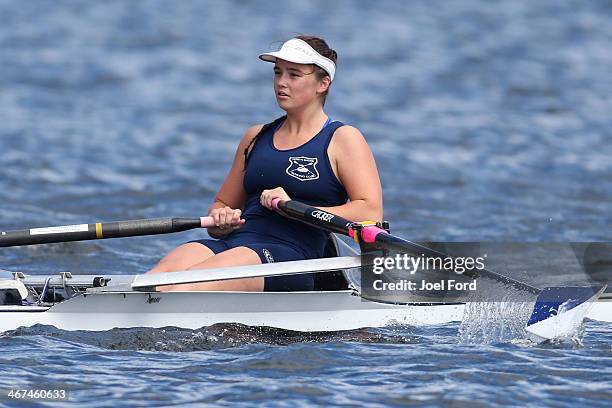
(525, 285, 606, 342)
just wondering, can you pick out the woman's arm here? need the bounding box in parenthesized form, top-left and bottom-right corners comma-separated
(207, 124, 263, 238)
(321, 125, 383, 222)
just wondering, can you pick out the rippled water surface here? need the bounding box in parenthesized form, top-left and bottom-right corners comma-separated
(1, 0, 611, 406)
(1, 323, 611, 407)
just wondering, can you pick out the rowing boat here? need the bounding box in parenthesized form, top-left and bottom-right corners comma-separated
(1, 234, 609, 337)
(1, 200, 609, 342)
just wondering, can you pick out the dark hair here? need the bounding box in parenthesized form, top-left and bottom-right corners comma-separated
(295, 35, 337, 105)
(244, 115, 286, 170)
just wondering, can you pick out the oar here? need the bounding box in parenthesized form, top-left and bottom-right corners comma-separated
(271, 199, 606, 341)
(272, 199, 540, 293)
(0, 217, 215, 247)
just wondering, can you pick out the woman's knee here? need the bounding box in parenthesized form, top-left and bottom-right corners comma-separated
(148, 243, 215, 274)
(149, 258, 177, 274)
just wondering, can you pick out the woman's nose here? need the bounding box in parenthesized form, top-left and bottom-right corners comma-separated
(275, 73, 288, 86)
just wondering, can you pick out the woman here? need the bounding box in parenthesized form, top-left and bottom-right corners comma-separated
(148, 35, 382, 292)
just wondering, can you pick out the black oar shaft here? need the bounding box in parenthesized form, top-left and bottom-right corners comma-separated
(276, 200, 540, 294)
(0, 218, 203, 247)
(371, 233, 540, 294)
(276, 200, 352, 235)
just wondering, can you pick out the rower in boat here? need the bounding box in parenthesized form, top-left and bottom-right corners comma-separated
(146, 35, 383, 292)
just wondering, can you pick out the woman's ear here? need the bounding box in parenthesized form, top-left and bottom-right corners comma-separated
(316, 76, 331, 95)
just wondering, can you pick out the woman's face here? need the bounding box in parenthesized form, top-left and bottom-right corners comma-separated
(273, 59, 329, 111)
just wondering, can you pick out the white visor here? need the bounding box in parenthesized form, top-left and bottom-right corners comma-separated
(259, 38, 336, 82)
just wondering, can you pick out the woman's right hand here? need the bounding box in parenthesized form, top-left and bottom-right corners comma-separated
(208, 207, 245, 237)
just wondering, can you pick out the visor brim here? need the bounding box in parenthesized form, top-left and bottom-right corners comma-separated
(258, 52, 316, 65)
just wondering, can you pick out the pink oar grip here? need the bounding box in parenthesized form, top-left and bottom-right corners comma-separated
(360, 225, 387, 243)
(271, 198, 283, 210)
(200, 216, 215, 228)
(348, 225, 387, 244)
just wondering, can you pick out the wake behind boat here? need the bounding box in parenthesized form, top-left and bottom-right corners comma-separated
(0, 201, 609, 342)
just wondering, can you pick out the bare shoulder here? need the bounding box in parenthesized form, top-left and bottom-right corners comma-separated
(332, 125, 369, 149)
(239, 124, 265, 149)
(335, 125, 367, 142)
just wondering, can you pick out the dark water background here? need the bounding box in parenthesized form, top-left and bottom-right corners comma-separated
(1, 0, 611, 406)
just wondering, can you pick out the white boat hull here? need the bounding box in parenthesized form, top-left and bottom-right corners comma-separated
(1, 289, 609, 333)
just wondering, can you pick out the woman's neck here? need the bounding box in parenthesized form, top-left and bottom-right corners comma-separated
(282, 104, 328, 137)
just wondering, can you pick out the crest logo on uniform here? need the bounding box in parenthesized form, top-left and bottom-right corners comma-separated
(262, 248, 275, 263)
(286, 156, 319, 181)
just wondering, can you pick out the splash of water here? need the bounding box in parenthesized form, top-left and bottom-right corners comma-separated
(458, 277, 536, 344)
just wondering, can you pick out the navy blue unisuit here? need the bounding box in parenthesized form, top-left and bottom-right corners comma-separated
(191, 117, 349, 291)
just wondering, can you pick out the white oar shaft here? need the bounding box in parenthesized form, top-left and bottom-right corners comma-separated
(131, 256, 362, 290)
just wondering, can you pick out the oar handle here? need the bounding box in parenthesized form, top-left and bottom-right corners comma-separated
(272, 198, 354, 235)
(200, 216, 215, 228)
(1, 217, 216, 248)
(271, 198, 387, 241)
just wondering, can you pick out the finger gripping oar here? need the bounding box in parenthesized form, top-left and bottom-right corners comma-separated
(0, 217, 215, 247)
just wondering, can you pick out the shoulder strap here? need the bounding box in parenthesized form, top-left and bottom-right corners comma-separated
(243, 115, 286, 170)
(322, 121, 345, 150)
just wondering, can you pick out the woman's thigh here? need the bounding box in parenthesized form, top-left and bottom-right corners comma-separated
(148, 242, 217, 274)
(158, 246, 263, 292)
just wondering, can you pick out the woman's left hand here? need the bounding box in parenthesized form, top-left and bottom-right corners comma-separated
(260, 187, 291, 210)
